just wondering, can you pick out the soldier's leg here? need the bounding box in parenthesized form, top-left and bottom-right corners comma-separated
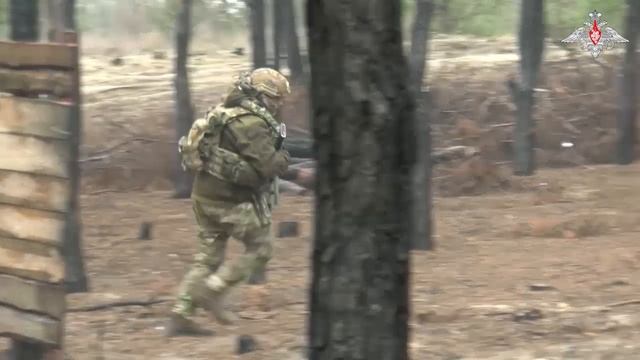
(170, 201, 229, 327)
(207, 224, 272, 291)
(203, 202, 272, 323)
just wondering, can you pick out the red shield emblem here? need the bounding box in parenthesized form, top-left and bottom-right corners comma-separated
(589, 20, 601, 45)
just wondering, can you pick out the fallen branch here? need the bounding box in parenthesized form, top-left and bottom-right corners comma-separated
(80, 137, 174, 163)
(68, 297, 171, 312)
(606, 299, 640, 308)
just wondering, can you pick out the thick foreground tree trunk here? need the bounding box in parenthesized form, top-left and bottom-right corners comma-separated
(284, 0, 303, 79)
(616, 0, 639, 164)
(249, 0, 267, 68)
(307, 1, 415, 359)
(408, 0, 435, 251)
(508, 0, 544, 176)
(173, 0, 194, 198)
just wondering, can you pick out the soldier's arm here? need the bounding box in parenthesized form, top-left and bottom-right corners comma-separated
(225, 115, 289, 180)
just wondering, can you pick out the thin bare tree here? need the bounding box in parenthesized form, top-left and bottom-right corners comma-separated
(508, 0, 544, 175)
(173, 0, 195, 198)
(408, 0, 435, 250)
(616, 0, 639, 164)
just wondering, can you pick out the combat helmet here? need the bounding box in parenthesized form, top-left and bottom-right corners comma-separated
(248, 68, 291, 99)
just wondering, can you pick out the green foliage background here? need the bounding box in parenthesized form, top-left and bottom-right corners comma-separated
(403, 0, 625, 39)
(0, 0, 628, 41)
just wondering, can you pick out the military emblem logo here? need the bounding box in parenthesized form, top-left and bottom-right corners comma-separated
(561, 10, 628, 58)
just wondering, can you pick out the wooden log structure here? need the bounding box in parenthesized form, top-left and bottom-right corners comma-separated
(0, 39, 77, 355)
(0, 41, 76, 99)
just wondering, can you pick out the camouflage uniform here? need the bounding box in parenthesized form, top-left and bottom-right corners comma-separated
(168, 69, 290, 335)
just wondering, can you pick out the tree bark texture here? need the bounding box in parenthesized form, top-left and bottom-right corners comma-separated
(616, 0, 639, 165)
(173, 0, 195, 198)
(249, 0, 267, 68)
(271, 0, 283, 70)
(508, 0, 544, 176)
(408, 0, 434, 251)
(284, 0, 303, 79)
(9, 0, 39, 41)
(62, 1, 89, 294)
(307, 1, 415, 359)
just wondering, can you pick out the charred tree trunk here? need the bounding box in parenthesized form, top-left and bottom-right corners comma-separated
(271, 0, 283, 70)
(408, 0, 434, 251)
(507, 0, 544, 176)
(616, 0, 639, 164)
(62, 0, 89, 294)
(249, 0, 267, 68)
(9, 0, 38, 41)
(283, 0, 303, 79)
(307, 1, 414, 359)
(173, 0, 195, 198)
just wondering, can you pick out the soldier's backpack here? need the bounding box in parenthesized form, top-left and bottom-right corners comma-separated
(177, 100, 283, 187)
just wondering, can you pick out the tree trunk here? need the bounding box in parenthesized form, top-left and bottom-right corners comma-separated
(508, 0, 544, 176)
(616, 0, 639, 164)
(64, 0, 75, 29)
(307, 1, 414, 359)
(249, 0, 267, 68)
(173, 0, 195, 198)
(9, 0, 38, 41)
(9, 341, 47, 360)
(408, 0, 433, 94)
(284, 0, 303, 79)
(45, 0, 65, 41)
(408, 0, 434, 251)
(62, 0, 89, 294)
(271, 0, 283, 70)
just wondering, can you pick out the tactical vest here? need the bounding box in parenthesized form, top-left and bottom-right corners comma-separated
(178, 99, 284, 188)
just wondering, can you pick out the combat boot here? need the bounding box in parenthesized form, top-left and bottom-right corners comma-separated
(200, 286, 236, 325)
(165, 312, 213, 337)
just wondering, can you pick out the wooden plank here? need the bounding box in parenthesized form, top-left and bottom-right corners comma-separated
(0, 68, 74, 98)
(0, 171, 69, 213)
(0, 134, 69, 178)
(0, 237, 57, 258)
(0, 204, 65, 246)
(0, 95, 71, 140)
(0, 41, 76, 69)
(0, 274, 65, 319)
(0, 306, 62, 346)
(0, 247, 64, 284)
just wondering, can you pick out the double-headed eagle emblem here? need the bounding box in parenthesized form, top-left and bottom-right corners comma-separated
(561, 10, 628, 58)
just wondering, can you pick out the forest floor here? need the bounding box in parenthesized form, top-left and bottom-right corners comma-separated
(4, 36, 639, 359)
(65, 164, 640, 360)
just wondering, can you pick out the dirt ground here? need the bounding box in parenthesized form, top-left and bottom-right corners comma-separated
(60, 164, 640, 360)
(6, 36, 640, 359)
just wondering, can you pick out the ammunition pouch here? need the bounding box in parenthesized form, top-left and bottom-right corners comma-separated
(204, 147, 264, 189)
(178, 135, 203, 172)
